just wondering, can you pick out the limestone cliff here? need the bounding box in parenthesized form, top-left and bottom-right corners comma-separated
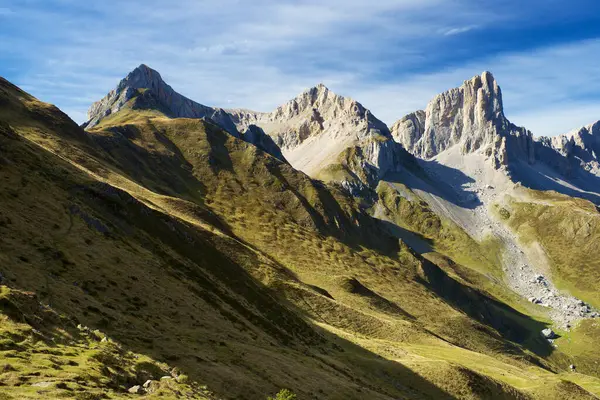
(392, 72, 535, 169)
(229, 84, 407, 185)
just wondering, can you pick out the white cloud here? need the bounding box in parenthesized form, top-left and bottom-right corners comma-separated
(3, 1, 599, 137)
(346, 39, 600, 136)
(443, 25, 478, 36)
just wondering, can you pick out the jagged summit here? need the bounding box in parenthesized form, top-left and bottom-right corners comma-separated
(84, 64, 239, 135)
(230, 83, 389, 148)
(391, 71, 534, 169)
(227, 84, 398, 181)
(535, 120, 600, 177)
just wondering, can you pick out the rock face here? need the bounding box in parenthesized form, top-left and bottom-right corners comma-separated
(230, 84, 389, 151)
(390, 110, 425, 152)
(392, 72, 535, 169)
(229, 84, 406, 183)
(535, 121, 600, 177)
(84, 64, 239, 136)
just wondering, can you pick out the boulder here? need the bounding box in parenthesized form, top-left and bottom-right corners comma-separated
(143, 379, 161, 393)
(128, 385, 143, 394)
(541, 328, 556, 339)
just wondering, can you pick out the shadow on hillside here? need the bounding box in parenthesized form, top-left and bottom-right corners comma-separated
(378, 220, 434, 254)
(509, 160, 600, 204)
(92, 124, 209, 201)
(87, 123, 555, 362)
(0, 181, 454, 399)
(1, 127, 551, 399)
(416, 257, 554, 359)
(91, 123, 399, 257)
(385, 160, 483, 210)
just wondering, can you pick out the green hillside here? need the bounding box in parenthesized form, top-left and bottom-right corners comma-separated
(1, 77, 599, 399)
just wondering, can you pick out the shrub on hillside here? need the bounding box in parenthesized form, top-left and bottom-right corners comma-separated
(267, 388, 297, 400)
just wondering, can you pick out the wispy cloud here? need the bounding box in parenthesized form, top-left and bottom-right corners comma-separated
(1, 0, 600, 137)
(348, 38, 600, 136)
(443, 25, 478, 36)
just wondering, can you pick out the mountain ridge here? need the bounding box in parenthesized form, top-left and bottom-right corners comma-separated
(84, 64, 240, 135)
(3, 70, 600, 399)
(391, 71, 535, 170)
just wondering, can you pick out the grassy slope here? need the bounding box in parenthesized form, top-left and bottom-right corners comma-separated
(500, 189, 600, 309)
(375, 181, 542, 320)
(495, 189, 600, 380)
(0, 288, 210, 400)
(0, 77, 599, 398)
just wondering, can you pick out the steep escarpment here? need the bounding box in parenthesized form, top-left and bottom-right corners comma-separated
(392, 72, 535, 170)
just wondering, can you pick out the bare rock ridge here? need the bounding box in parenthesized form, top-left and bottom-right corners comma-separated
(392, 72, 535, 170)
(229, 83, 390, 151)
(84, 64, 239, 136)
(536, 121, 600, 177)
(227, 84, 407, 186)
(85, 66, 405, 183)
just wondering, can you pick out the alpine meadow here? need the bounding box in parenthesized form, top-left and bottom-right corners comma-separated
(2, 2, 600, 399)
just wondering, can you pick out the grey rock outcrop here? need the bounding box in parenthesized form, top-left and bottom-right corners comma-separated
(128, 385, 143, 394)
(541, 328, 556, 339)
(392, 72, 535, 169)
(390, 110, 426, 152)
(229, 83, 389, 151)
(228, 84, 407, 185)
(536, 121, 600, 177)
(84, 64, 239, 136)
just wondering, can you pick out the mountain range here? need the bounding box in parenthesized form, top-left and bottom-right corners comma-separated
(1, 64, 600, 399)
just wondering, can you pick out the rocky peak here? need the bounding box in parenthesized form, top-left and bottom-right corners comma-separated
(84, 64, 239, 135)
(391, 71, 534, 169)
(535, 120, 600, 177)
(390, 110, 426, 152)
(117, 64, 164, 93)
(230, 84, 390, 152)
(227, 84, 399, 185)
(271, 84, 370, 125)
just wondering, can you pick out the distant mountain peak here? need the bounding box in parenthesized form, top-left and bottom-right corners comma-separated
(84, 64, 239, 135)
(118, 64, 163, 88)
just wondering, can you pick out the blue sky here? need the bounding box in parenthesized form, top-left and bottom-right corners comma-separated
(2, 0, 600, 136)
